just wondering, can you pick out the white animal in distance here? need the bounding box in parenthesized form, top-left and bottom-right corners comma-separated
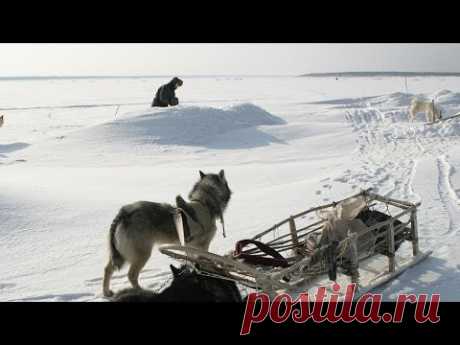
(408, 98, 442, 123)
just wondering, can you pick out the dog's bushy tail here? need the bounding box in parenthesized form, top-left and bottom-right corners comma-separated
(109, 207, 127, 270)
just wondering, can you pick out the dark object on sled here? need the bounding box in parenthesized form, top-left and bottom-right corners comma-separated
(337, 208, 412, 277)
(356, 208, 412, 256)
(151, 77, 183, 107)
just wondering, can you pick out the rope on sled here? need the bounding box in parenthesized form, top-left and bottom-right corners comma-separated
(337, 233, 354, 259)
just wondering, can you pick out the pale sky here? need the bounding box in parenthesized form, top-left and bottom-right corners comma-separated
(1, 44, 460, 76)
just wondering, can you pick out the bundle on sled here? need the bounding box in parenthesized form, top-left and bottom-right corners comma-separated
(160, 189, 432, 300)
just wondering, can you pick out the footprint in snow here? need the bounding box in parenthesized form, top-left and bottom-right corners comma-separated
(0, 283, 16, 290)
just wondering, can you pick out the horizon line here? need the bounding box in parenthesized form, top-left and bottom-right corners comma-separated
(2, 71, 460, 80)
(300, 71, 460, 77)
(0, 74, 294, 80)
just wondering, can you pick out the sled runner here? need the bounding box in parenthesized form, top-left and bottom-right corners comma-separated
(160, 189, 432, 300)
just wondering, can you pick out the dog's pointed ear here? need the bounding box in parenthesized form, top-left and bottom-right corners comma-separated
(176, 195, 187, 208)
(176, 194, 184, 203)
(199, 170, 206, 179)
(219, 169, 225, 179)
(170, 264, 180, 277)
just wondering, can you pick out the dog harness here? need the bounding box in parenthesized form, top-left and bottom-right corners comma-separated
(191, 198, 227, 239)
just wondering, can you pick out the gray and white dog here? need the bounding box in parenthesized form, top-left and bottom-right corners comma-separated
(102, 170, 232, 297)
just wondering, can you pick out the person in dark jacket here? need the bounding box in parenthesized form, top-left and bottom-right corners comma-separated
(151, 77, 183, 107)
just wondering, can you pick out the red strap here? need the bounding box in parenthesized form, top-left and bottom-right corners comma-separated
(233, 239, 289, 268)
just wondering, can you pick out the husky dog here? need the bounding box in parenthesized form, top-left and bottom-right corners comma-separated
(112, 264, 242, 302)
(102, 169, 232, 297)
(408, 98, 442, 123)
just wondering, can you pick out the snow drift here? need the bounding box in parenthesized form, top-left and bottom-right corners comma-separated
(7, 103, 288, 166)
(83, 103, 285, 147)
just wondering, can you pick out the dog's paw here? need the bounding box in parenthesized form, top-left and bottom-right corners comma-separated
(103, 290, 114, 298)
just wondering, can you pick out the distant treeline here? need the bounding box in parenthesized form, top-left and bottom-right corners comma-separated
(300, 72, 460, 78)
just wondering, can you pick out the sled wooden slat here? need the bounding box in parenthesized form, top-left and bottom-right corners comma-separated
(411, 210, 419, 256)
(252, 224, 324, 251)
(258, 222, 324, 248)
(288, 216, 300, 251)
(387, 222, 396, 272)
(245, 216, 411, 257)
(253, 188, 374, 241)
(369, 193, 419, 209)
(351, 250, 432, 301)
(291, 188, 374, 220)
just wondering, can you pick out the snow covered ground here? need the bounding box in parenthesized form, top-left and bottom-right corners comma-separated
(2, 76, 460, 301)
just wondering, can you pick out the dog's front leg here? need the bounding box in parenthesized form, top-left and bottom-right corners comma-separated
(426, 111, 432, 123)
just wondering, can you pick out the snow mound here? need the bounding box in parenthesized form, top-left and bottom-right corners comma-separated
(370, 92, 413, 108)
(408, 90, 460, 107)
(430, 89, 460, 105)
(344, 93, 460, 139)
(309, 92, 413, 109)
(337, 90, 460, 130)
(313, 90, 460, 111)
(9, 103, 288, 166)
(432, 89, 452, 98)
(346, 108, 409, 127)
(82, 103, 285, 147)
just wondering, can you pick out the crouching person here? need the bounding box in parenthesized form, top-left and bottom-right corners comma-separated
(151, 77, 183, 107)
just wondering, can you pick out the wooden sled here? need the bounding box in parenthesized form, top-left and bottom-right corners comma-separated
(160, 189, 432, 300)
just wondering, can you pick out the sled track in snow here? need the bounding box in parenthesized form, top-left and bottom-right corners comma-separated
(436, 155, 460, 237)
(405, 159, 418, 199)
(344, 104, 460, 246)
(344, 108, 423, 200)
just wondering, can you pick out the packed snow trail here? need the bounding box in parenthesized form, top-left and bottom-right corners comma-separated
(318, 91, 460, 299)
